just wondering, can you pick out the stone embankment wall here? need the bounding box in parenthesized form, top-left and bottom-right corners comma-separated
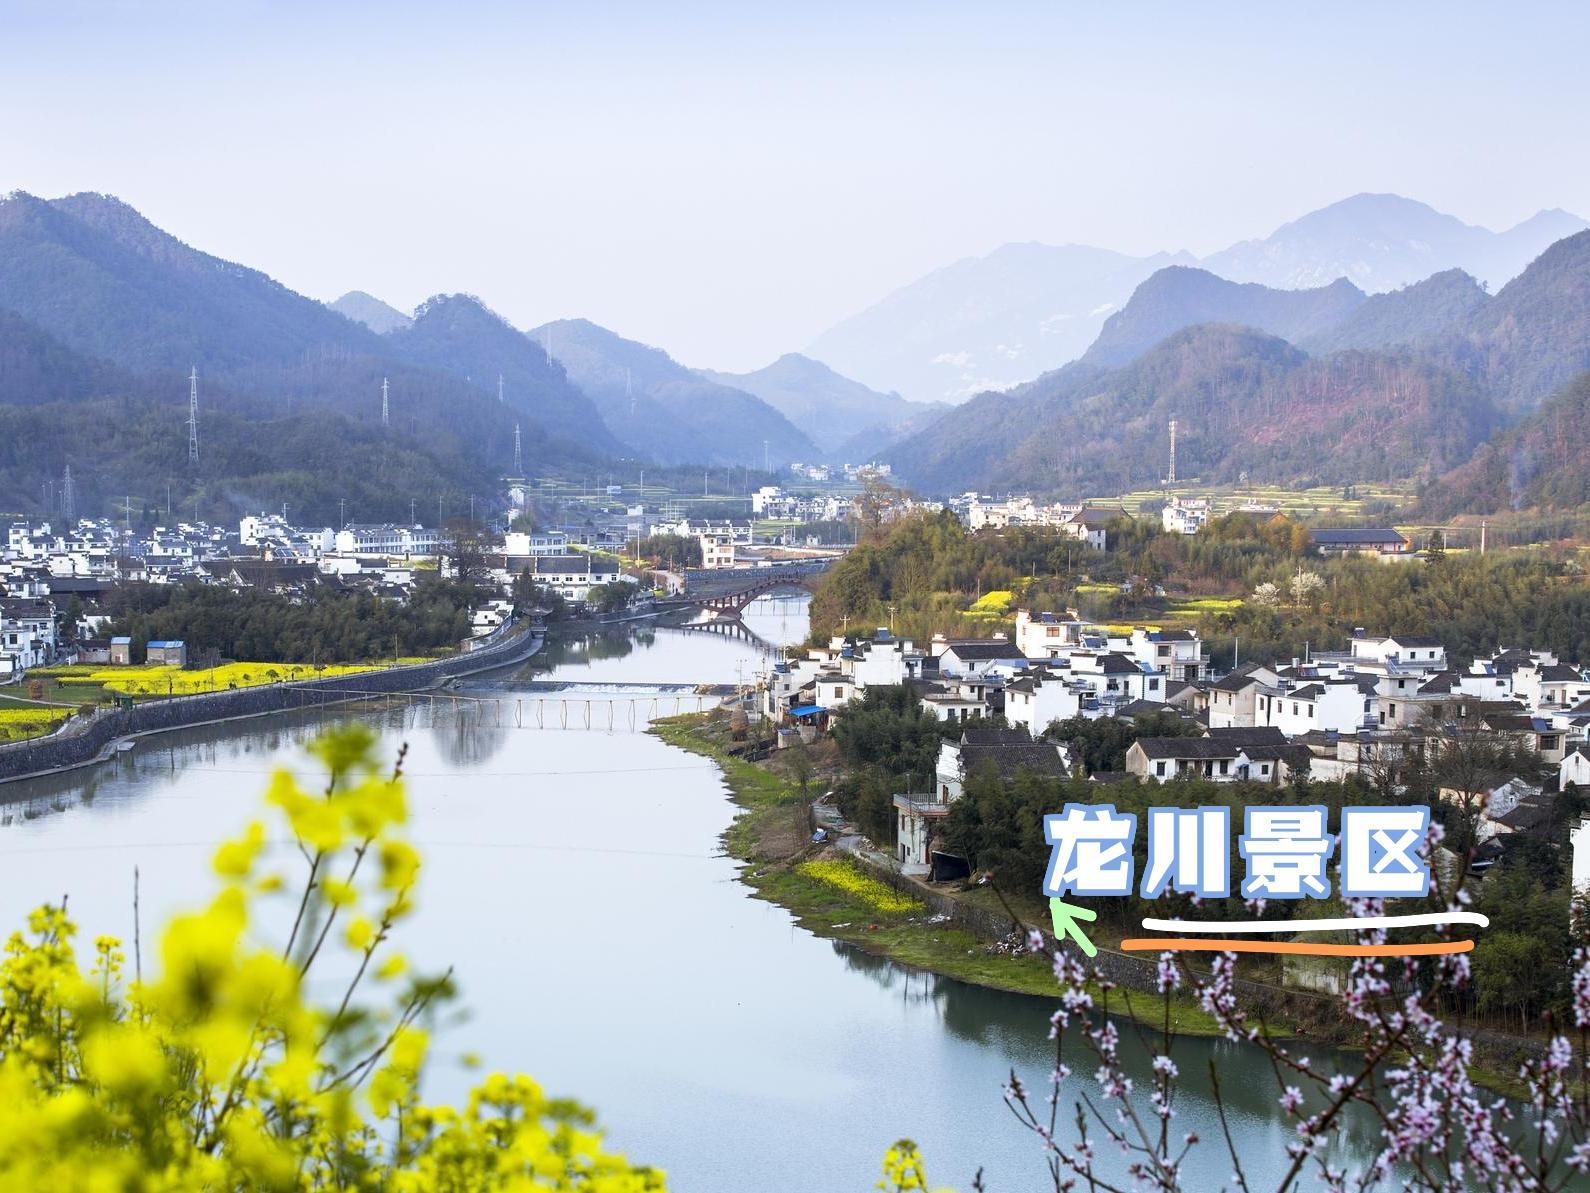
(0, 626, 542, 784)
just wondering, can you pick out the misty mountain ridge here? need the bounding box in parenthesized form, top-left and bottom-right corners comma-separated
(700, 352, 947, 456)
(332, 290, 413, 335)
(806, 242, 1192, 406)
(1082, 268, 1367, 368)
(1199, 192, 1581, 294)
(529, 319, 821, 468)
(810, 193, 1585, 403)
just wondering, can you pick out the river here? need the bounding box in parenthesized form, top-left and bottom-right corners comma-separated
(0, 594, 1402, 1191)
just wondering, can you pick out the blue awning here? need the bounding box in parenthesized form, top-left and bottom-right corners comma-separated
(788, 704, 827, 717)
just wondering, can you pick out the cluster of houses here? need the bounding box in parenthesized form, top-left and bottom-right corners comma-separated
(0, 512, 653, 679)
(756, 607, 1590, 877)
(947, 495, 1131, 550)
(748, 487, 854, 523)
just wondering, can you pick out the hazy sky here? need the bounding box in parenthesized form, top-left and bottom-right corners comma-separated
(3, 1, 1587, 370)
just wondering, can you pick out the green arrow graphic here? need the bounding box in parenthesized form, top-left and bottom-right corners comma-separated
(1049, 897, 1099, 957)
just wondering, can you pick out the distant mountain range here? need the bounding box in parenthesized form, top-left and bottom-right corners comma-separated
(700, 353, 946, 457)
(883, 227, 1590, 505)
(525, 319, 823, 468)
(810, 194, 1588, 404)
(5, 187, 1590, 525)
(0, 192, 613, 521)
(0, 189, 910, 519)
(1200, 195, 1587, 294)
(807, 243, 1192, 405)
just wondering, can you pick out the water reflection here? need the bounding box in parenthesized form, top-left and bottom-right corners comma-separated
(429, 700, 511, 769)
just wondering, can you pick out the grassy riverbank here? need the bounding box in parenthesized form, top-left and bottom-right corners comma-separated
(651, 711, 1548, 1096)
(650, 711, 1226, 1032)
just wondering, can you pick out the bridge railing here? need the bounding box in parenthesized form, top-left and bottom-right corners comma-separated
(681, 560, 832, 592)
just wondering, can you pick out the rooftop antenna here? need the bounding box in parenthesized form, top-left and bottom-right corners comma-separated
(1165, 417, 1177, 486)
(381, 377, 390, 427)
(513, 422, 522, 476)
(187, 366, 200, 467)
(61, 464, 75, 524)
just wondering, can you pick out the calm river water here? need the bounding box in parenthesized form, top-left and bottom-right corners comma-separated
(0, 595, 1398, 1191)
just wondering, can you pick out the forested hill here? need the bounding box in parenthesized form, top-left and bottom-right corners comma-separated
(1454, 229, 1590, 414)
(1299, 269, 1491, 355)
(1419, 372, 1590, 517)
(386, 295, 622, 455)
(887, 325, 1497, 495)
(884, 226, 1590, 506)
(0, 192, 626, 522)
(0, 307, 137, 406)
(0, 192, 382, 374)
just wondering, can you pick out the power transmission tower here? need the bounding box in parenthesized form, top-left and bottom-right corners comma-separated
(61, 465, 75, 524)
(1165, 418, 1178, 485)
(513, 423, 522, 476)
(381, 377, 390, 427)
(187, 367, 200, 467)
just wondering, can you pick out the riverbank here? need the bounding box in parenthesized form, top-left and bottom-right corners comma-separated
(651, 710, 1549, 1093)
(651, 711, 1229, 1033)
(0, 623, 544, 787)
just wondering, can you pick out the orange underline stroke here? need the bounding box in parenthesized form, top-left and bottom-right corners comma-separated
(1119, 938, 1475, 957)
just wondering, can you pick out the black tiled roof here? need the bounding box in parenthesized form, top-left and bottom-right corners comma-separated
(1309, 528, 1408, 545)
(1207, 726, 1288, 746)
(1134, 737, 1240, 760)
(961, 727, 1032, 745)
(941, 640, 1023, 660)
(960, 741, 1069, 779)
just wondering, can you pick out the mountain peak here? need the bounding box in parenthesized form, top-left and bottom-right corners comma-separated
(331, 290, 412, 335)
